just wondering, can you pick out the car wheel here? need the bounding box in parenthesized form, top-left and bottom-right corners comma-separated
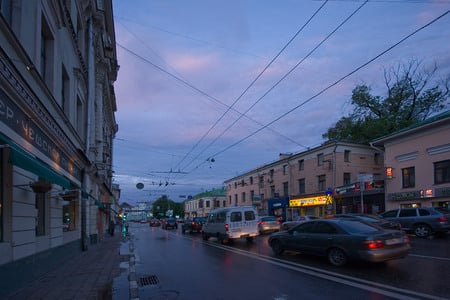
(414, 224, 432, 238)
(327, 247, 348, 267)
(270, 239, 284, 255)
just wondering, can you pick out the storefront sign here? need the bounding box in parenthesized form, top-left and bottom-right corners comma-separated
(289, 196, 327, 207)
(386, 167, 393, 179)
(388, 191, 421, 201)
(0, 89, 81, 180)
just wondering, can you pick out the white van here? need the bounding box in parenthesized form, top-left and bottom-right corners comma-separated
(202, 206, 259, 243)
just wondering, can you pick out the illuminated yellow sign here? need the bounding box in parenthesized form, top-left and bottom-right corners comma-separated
(289, 196, 327, 207)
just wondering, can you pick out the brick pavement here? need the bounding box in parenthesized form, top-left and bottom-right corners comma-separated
(2, 231, 130, 300)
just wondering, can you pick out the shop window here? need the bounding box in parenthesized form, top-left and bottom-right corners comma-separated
(434, 160, 450, 184)
(402, 167, 415, 188)
(35, 193, 46, 236)
(63, 201, 78, 231)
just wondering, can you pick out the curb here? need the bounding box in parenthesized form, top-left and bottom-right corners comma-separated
(129, 238, 139, 300)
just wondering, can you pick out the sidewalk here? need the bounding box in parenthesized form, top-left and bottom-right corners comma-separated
(3, 231, 131, 300)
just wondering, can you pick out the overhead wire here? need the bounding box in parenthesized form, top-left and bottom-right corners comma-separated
(173, 0, 329, 173)
(178, 0, 368, 173)
(185, 9, 450, 173)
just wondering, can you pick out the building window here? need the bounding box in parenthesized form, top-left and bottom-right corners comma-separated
(250, 176, 253, 185)
(343, 173, 351, 185)
(223, 200, 226, 207)
(76, 96, 84, 138)
(250, 190, 254, 202)
(234, 182, 237, 189)
(434, 160, 450, 184)
(36, 192, 46, 236)
(228, 196, 231, 205)
(318, 175, 326, 191)
(374, 153, 381, 165)
(344, 150, 351, 162)
(41, 15, 55, 89)
(317, 153, 324, 166)
(402, 167, 415, 188)
(242, 192, 246, 203)
(270, 185, 276, 198)
(62, 65, 70, 112)
(283, 165, 288, 175)
(259, 176, 264, 188)
(298, 178, 305, 194)
(283, 182, 289, 197)
(0, 0, 12, 25)
(299, 159, 304, 171)
(234, 194, 238, 206)
(206, 200, 210, 208)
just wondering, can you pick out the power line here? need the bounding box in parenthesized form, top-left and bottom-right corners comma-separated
(179, 0, 368, 173)
(187, 9, 450, 173)
(174, 0, 329, 173)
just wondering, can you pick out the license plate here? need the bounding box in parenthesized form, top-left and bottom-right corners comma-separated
(385, 238, 402, 245)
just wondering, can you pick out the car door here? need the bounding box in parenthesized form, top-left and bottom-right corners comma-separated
(397, 208, 418, 231)
(304, 221, 338, 256)
(285, 221, 317, 252)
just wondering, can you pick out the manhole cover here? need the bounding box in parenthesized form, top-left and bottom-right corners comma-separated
(139, 275, 159, 287)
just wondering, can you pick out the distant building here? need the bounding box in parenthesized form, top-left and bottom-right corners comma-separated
(224, 142, 385, 220)
(372, 111, 450, 210)
(184, 188, 227, 219)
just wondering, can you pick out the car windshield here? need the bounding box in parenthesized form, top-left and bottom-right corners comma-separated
(336, 220, 380, 234)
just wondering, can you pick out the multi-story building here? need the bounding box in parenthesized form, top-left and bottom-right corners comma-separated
(184, 188, 227, 219)
(224, 142, 385, 221)
(0, 0, 118, 267)
(372, 111, 450, 210)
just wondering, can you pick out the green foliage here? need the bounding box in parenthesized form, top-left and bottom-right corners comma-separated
(323, 59, 449, 143)
(151, 195, 184, 218)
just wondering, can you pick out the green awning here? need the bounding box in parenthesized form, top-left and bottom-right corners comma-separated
(1, 135, 70, 189)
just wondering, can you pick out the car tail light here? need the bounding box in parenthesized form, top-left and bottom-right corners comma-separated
(437, 216, 448, 223)
(258, 221, 267, 225)
(276, 221, 280, 225)
(191, 221, 195, 225)
(225, 223, 229, 232)
(365, 240, 385, 249)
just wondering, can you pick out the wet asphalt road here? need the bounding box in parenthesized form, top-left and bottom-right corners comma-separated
(128, 223, 450, 300)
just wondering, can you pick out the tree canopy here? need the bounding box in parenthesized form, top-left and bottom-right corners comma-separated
(151, 195, 184, 218)
(323, 59, 449, 143)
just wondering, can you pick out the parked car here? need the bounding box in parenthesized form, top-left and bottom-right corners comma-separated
(331, 213, 402, 230)
(257, 216, 281, 234)
(268, 219, 410, 266)
(281, 215, 319, 230)
(149, 218, 161, 227)
(379, 207, 450, 238)
(162, 218, 178, 230)
(182, 217, 206, 234)
(202, 206, 259, 243)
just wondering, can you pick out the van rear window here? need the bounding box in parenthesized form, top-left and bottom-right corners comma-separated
(244, 211, 256, 221)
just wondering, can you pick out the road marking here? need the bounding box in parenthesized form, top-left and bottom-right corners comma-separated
(409, 254, 450, 262)
(202, 240, 447, 300)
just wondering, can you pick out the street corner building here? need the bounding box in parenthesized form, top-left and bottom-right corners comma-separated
(0, 0, 120, 296)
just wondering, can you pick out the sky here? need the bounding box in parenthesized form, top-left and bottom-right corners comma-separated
(111, 0, 450, 205)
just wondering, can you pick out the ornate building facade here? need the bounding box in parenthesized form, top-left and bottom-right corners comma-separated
(0, 0, 118, 266)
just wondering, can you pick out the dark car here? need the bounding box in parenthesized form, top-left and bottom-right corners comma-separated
(331, 214, 402, 230)
(268, 219, 410, 267)
(182, 217, 206, 234)
(162, 218, 178, 230)
(149, 218, 161, 227)
(281, 215, 319, 231)
(379, 207, 450, 238)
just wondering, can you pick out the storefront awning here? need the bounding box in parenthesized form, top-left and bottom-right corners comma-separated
(1, 134, 70, 189)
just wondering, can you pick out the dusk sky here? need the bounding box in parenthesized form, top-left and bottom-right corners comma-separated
(111, 1, 450, 205)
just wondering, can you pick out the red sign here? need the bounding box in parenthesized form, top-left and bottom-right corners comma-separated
(386, 167, 393, 179)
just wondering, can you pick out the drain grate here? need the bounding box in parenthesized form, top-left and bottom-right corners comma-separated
(138, 275, 159, 287)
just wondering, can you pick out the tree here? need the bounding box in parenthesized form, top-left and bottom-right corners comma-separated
(323, 59, 449, 143)
(151, 195, 184, 218)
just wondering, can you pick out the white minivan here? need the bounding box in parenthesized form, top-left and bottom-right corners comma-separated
(202, 206, 259, 243)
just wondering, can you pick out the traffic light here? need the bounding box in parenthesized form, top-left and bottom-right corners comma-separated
(123, 213, 127, 221)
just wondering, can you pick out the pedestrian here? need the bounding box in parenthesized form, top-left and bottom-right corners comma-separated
(109, 219, 115, 236)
